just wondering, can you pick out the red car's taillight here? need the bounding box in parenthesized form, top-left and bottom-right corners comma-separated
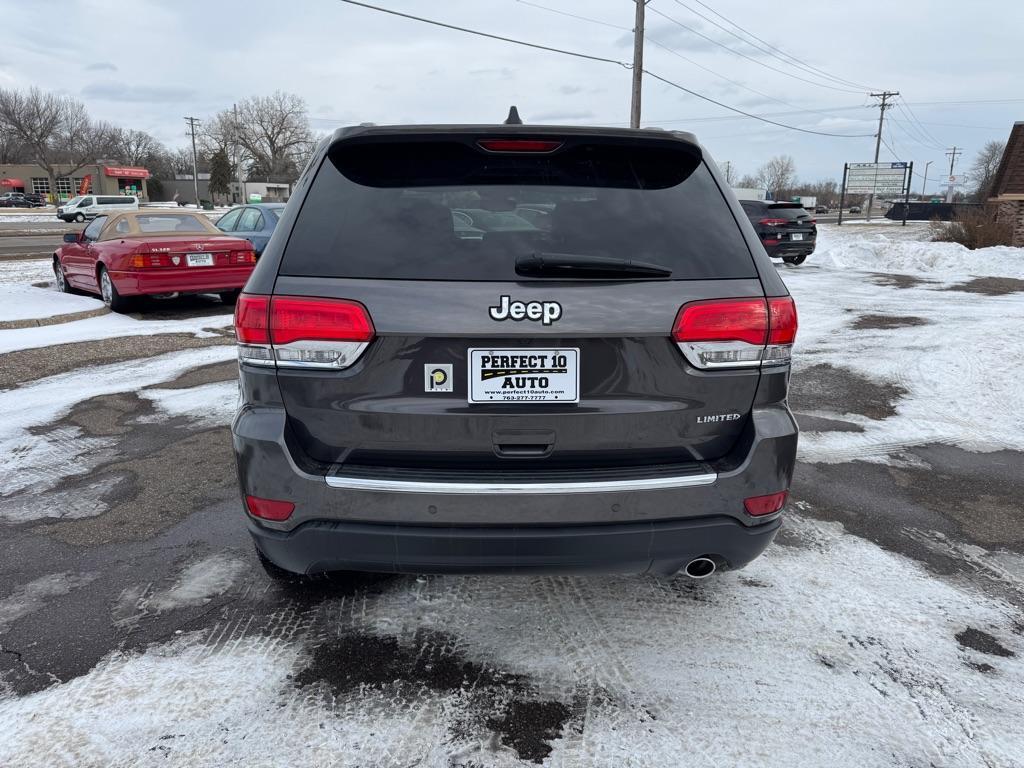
(234, 294, 375, 369)
(672, 296, 796, 369)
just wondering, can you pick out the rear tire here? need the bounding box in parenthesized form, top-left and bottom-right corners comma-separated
(783, 255, 807, 266)
(53, 258, 74, 294)
(98, 266, 131, 313)
(74, 212, 85, 223)
(219, 289, 241, 305)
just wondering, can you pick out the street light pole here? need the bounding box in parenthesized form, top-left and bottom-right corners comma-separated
(921, 160, 932, 196)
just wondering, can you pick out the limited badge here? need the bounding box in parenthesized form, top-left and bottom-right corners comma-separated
(171, 255, 181, 266)
(424, 364, 453, 392)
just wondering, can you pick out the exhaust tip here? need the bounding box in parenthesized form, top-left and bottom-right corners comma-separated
(684, 557, 717, 579)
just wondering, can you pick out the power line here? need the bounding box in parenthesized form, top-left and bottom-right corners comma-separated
(336, 0, 630, 67)
(642, 70, 874, 137)
(337, 0, 875, 138)
(668, 0, 877, 92)
(514, 0, 868, 126)
(897, 97, 945, 147)
(646, 4, 865, 94)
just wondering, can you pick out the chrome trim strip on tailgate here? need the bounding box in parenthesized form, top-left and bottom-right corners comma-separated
(324, 471, 718, 494)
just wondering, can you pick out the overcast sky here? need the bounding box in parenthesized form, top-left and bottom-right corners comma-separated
(3, 0, 1021, 190)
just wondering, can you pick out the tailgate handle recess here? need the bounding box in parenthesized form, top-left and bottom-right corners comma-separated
(493, 429, 555, 459)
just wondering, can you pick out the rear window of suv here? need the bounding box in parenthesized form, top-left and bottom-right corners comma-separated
(281, 137, 757, 281)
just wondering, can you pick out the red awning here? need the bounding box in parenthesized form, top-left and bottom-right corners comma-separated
(104, 166, 149, 179)
(1, 178, 25, 187)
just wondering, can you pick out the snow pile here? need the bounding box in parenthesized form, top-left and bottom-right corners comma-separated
(812, 225, 1024, 277)
(138, 380, 238, 428)
(0, 283, 103, 323)
(0, 310, 232, 354)
(149, 555, 246, 612)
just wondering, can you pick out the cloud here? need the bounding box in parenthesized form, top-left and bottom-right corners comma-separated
(467, 67, 514, 79)
(85, 62, 118, 72)
(558, 85, 583, 96)
(81, 81, 197, 103)
(530, 110, 596, 122)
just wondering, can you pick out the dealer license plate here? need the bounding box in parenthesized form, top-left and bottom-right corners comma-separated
(186, 253, 214, 266)
(468, 348, 579, 403)
(790, 233, 804, 241)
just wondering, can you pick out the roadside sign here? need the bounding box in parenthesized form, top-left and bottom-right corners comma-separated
(844, 162, 910, 195)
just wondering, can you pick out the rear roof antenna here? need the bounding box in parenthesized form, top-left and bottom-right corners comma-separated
(504, 106, 523, 125)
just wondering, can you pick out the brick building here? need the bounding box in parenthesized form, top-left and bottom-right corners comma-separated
(0, 163, 150, 202)
(989, 122, 1024, 246)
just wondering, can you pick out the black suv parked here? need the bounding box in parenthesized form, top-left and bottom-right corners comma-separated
(232, 122, 799, 580)
(740, 200, 817, 265)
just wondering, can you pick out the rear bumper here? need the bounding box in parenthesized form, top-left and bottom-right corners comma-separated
(765, 241, 816, 258)
(233, 392, 797, 575)
(110, 266, 252, 296)
(249, 515, 781, 575)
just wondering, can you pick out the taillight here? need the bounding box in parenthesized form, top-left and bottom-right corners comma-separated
(477, 138, 563, 153)
(234, 294, 374, 369)
(672, 296, 796, 369)
(232, 249, 257, 264)
(759, 217, 789, 226)
(744, 491, 788, 516)
(245, 494, 295, 521)
(130, 253, 166, 268)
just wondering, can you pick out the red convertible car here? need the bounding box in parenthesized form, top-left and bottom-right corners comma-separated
(53, 211, 258, 312)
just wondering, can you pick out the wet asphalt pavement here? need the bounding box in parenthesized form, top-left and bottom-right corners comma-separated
(0, 237, 1022, 766)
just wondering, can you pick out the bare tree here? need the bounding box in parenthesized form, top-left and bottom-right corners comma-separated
(969, 140, 1006, 201)
(0, 123, 26, 164)
(109, 128, 165, 166)
(223, 91, 313, 181)
(756, 155, 796, 200)
(169, 145, 208, 175)
(736, 174, 761, 190)
(0, 87, 109, 198)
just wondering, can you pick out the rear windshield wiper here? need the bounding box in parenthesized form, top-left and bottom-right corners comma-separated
(515, 252, 673, 278)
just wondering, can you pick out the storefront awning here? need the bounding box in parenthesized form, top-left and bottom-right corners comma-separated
(1, 178, 25, 187)
(103, 166, 149, 179)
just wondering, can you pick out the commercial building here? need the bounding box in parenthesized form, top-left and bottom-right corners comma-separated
(0, 163, 150, 202)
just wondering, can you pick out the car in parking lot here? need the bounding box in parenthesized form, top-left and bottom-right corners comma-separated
(815, 205, 828, 214)
(849, 205, 862, 214)
(740, 199, 817, 265)
(214, 203, 285, 255)
(0, 192, 46, 208)
(56, 194, 138, 222)
(53, 210, 256, 311)
(232, 122, 799, 581)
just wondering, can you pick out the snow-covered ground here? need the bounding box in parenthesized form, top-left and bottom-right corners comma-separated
(0, 282, 103, 323)
(783, 223, 1024, 464)
(0, 516, 1021, 766)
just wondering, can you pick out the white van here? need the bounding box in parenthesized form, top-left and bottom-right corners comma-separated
(57, 195, 139, 222)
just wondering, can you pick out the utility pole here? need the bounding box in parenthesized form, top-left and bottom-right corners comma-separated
(629, 0, 646, 129)
(945, 146, 962, 202)
(234, 104, 246, 204)
(184, 116, 201, 207)
(867, 90, 898, 221)
(921, 160, 932, 196)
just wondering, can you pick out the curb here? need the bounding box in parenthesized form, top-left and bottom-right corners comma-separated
(0, 306, 110, 331)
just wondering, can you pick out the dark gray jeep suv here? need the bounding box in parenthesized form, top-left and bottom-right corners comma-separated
(232, 122, 798, 579)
